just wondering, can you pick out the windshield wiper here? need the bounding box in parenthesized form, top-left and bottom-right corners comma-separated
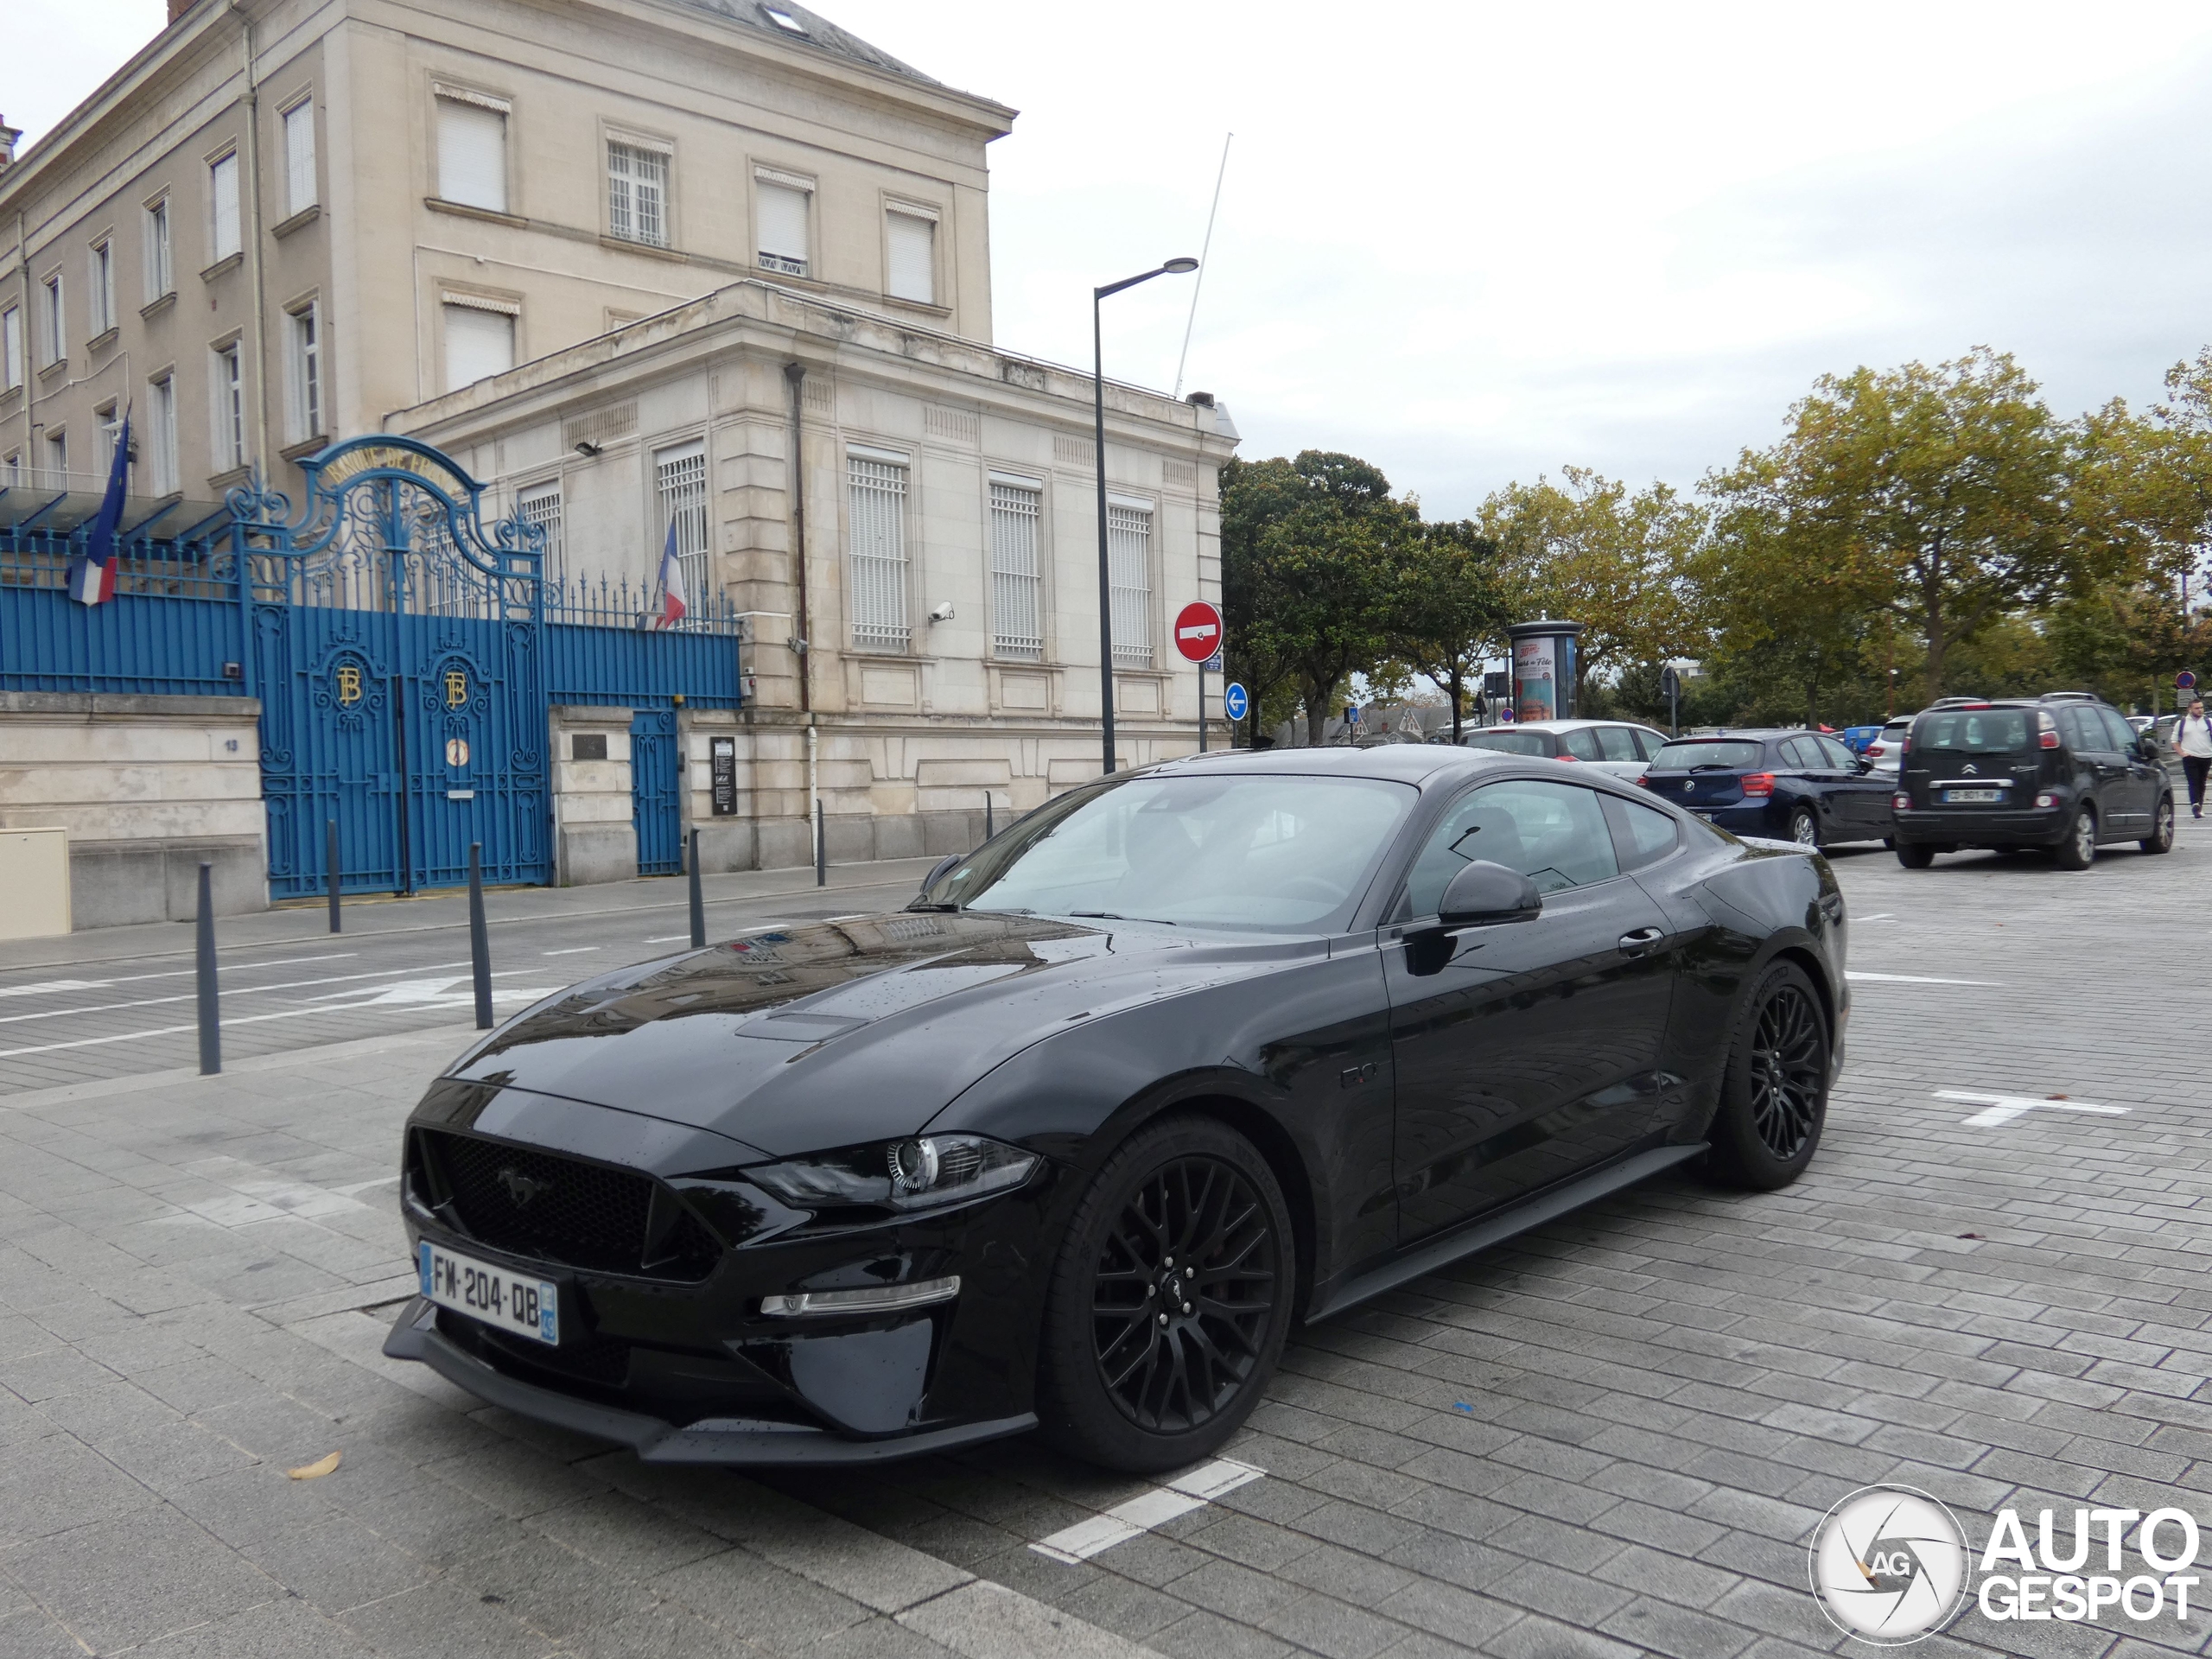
(1069, 911, 1179, 925)
(904, 901, 961, 912)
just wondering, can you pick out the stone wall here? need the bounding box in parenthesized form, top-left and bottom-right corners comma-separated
(0, 693, 267, 927)
(549, 706, 638, 885)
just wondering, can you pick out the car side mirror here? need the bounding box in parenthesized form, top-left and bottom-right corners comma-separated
(1856, 756, 1874, 773)
(1439, 860, 1543, 928)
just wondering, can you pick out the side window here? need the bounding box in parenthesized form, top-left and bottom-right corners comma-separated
(1816, 735, 1858, 768)
(1559, 728, 1603, 760)
(2098, 709, 2138, 752)
(1594, 726, 1640, 762)
(1779, 737, 1819, 769)
(1602, 794, 1679, 872)
(2059, 706, 2104, 752)
(1633, 728, 1669, 760)
(1400, 779, 1621, 915)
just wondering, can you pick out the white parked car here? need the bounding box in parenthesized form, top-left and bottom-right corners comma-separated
(1458, 718, 1671, 780)
(1861, 717, 1912, 775)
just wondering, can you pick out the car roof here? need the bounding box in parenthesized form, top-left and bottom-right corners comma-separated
(1658, 729, 1799, 742)
(1150, 744, 1542, 787)
(1472, 718, 1656, 733)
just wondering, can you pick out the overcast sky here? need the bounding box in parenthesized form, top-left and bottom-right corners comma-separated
(17, 1, 2212, 518)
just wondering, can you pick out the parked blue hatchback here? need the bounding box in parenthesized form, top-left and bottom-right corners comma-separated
(1638, 729, 1894, 848)
(1836, 725, 1883, 755)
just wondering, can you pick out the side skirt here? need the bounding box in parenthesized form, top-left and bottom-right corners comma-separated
(1305, 1144, 1708, 1324)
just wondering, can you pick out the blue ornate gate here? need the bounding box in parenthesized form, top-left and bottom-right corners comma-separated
(629, 709, 682, 876)
(233, 438, 549, 897)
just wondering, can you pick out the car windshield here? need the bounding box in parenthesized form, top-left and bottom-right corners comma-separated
(917, 772, 1416, 933)
(1916, 710, 2031, 753)
(1649, 740, 1764, 771)
(1460, 731, 1549, 756)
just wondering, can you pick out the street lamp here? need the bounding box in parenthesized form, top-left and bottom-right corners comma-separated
(1095, 257, 1199, 774)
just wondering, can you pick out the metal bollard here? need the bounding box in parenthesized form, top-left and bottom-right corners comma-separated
(985, 793, 994, 842)
(468, 842, 493, 1030)
(195, 861, 220, 1075)
(689, 828, 706, 949)
(816, 799, 827, 887)
(327, 817, 342, 933)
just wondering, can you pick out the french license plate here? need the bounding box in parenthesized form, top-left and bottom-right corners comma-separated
(1943, 788, 2003, 804)
(418, 1241, 559, 1345)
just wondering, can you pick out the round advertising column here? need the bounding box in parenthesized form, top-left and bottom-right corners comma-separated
(1507, 620, 1582, 722)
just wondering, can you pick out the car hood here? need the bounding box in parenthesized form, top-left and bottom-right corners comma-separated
(442, 910, 1296, 1160)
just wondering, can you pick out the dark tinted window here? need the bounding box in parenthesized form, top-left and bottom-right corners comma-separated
(1460, 729, 1550, 756)
(1603, 794, 1679, 871)
(2057, 706, 2104, 751)
(1559, 728, 1604, 760)
(1650, 740, 1764, 771)
(1402, 778, 1620, 912)
(1779, 737, 1821, 769)
(1916, 710, 2031, 753)
(1594, 726, 1641, 761)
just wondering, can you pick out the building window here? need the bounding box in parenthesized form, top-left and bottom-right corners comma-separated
(517, 482, 563, 582)
(286, 302, 321, 442)
(44, 430, 67, 488)
(607, 140, 669, 247)
(144, 198, 172, 299)
(655, 443, 708, 607)
(848, 455, 909, 649)
(435, 94, 508, 213)
(96, 404, 122, 474)
(41, 274, 63, 365)
(1107, 501, 1154, 666)
(283, 98, 316, 214)
(2, 306, 19, 390)
(212, 344, 245, 471)
(442, 298, 515, 390)
(755, 173, 810, 276)
(886, 208, 935, 305)
(210, 152, 241, 260)
(989, 480, 1042, 659)
(149, 373, 178, 495)
(3, 453, 16, 486)
(89, 242, 115, 337)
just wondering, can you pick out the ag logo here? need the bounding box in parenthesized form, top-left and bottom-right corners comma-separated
(1808, 1484, 1970, 1644)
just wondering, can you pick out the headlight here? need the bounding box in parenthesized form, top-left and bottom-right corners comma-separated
(746, 1134, 1039, 1216)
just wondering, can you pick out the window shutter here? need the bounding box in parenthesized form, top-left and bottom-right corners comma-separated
(886, 212, 934, 304)
(443, 303, 515, 389)
(283, 103, 316, 213)
(756, 181, 809, 270)
(438, 101, 508, 213)
(211, 155, 241, 258)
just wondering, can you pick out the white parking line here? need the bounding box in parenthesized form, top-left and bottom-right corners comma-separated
(1935, 1089, 2129, 1128)
(1847, 971, 2000, 986)
(1030, 1459, 1264, 1564)
(0, 953, 359, 1000)
(542, 947, 601, 956)
(0, 959, 467, 1026)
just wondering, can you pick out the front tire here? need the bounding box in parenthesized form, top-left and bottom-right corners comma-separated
(2054, 806, 2096, 870)
(1896, 842, 1934, 869)
(2143, 797, 2175, 855)
(1706, 961, 1829, 1191)
(1036, 1116, 1295, 1473)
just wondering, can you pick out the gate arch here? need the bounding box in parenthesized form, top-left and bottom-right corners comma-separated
(232, 436, 549, 897)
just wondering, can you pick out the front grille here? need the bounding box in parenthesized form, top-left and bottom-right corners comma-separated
(416, 1129, 721, 1281)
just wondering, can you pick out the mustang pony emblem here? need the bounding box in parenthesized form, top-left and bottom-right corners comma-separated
(497, 1167, 550, 1207)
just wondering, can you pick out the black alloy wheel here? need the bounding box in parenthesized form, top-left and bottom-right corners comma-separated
(1707, 960, 1829, 1190)
(1091, 1155, 1278, 1434)
(2143, 797, 2175, 855)
(1037, 1116, 1295, 1472)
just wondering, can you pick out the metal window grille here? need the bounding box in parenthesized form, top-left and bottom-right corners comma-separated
(149, 375, 177, 495)
(848, 456, 909, 649)
(144, 200, 171, 299)
(518, 484, 563, 582)
(608, 143, 669, 248)
(283, 100, 316, 213)
(989, 480, 1042, 658)
(1107, 502, 1153, 666)
(655, 446, 708, 611)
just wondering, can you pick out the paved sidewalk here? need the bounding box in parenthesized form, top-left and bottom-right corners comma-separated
(0, 1022, 1159, 1658)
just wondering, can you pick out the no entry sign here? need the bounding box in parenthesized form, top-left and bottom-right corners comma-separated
(1173, 601, 1224, 664)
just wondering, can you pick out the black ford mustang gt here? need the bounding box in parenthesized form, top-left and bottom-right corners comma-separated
(385, 746, 1847, 1473)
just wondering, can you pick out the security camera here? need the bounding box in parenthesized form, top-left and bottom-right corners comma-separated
(928, 601, 955, 623)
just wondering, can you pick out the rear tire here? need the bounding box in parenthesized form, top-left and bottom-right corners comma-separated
(1036, 1116, 1295, 1474)
(2142, 797, 2175, 855)
(2054, 806, 2096, 870)
(1896, 842, 1934, 869)
(1788, 807, 1820, 849)
(1706, 961, 1828, 1191)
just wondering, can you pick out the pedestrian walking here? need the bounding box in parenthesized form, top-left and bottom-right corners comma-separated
(2174, 698, 2212, 817)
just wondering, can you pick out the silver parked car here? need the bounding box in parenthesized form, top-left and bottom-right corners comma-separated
(1861, 717, 1912, 775)
(1458, 718, 1672, 780)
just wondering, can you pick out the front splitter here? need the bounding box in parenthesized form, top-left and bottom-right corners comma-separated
(381, 1296, 1035, 1465)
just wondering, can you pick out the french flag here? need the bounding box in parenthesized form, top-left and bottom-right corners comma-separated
(656, 518, 689, 627)
(67, 412, 130, 607)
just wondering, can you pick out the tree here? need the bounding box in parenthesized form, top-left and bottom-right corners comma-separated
(1707, 349, 2076, 704)
(1221, 452, 1414, 746)
(1476, 467, 1700, 702)
(1387, 520, 1506, 742)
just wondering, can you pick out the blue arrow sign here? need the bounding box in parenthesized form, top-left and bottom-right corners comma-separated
(1223, 682, 1249, 721)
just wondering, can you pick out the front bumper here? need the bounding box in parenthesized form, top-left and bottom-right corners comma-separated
(1893, 807, 2064, 847)
(382, 1296, 1034, 1464)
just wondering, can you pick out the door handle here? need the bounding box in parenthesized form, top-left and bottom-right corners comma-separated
(1618, 927, 1664, 957)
